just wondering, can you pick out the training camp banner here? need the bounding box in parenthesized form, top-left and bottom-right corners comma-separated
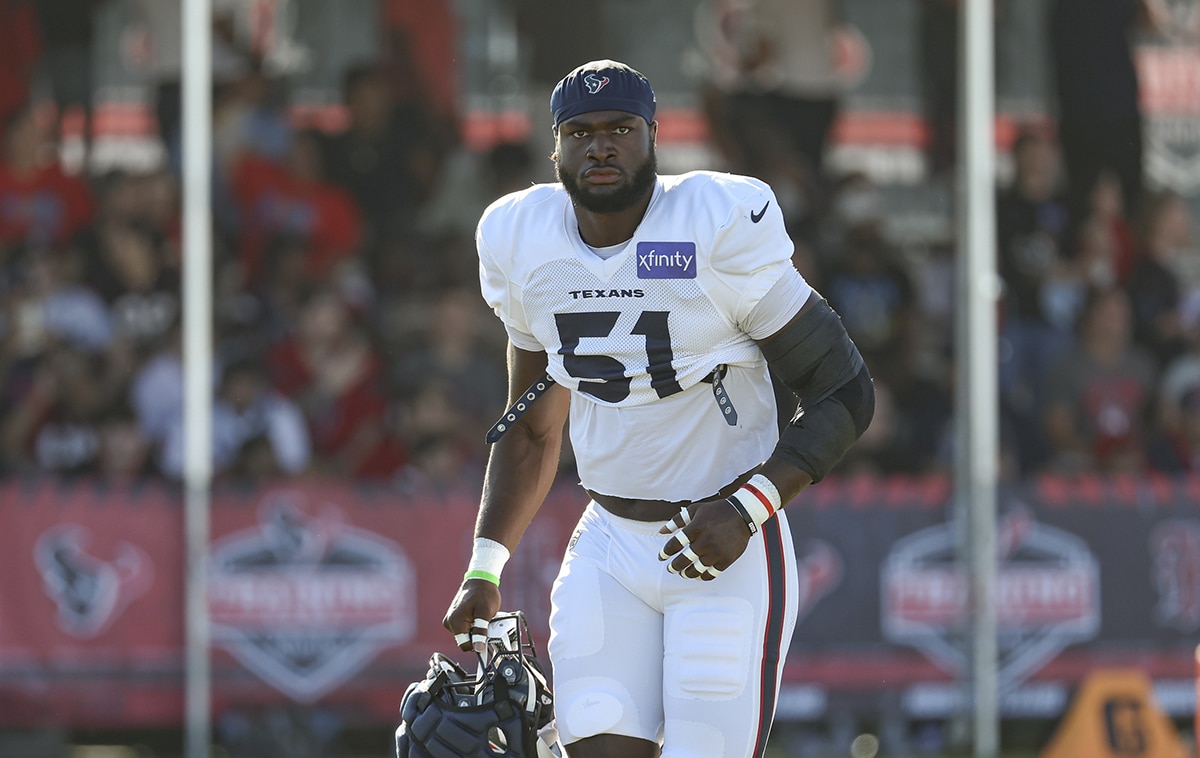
(0, 475, 1196, 728)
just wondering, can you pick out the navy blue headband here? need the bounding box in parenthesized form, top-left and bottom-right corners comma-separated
(550, 60, 656, 127)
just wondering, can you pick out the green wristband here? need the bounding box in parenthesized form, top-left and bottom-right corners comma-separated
(464, 569, 501, 586)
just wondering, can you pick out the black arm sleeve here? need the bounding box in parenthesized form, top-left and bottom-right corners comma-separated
(759, 297, 876, 482)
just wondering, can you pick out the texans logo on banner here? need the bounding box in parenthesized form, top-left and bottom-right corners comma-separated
(35, 524, 154, 639)
(209, 492, 416, 701)
(795, 539, 842, 620)
(881, 505, 1100, 690)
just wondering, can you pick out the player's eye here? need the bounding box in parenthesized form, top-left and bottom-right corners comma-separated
(570, 130, 588, 139)
(613, 126, 631, 135)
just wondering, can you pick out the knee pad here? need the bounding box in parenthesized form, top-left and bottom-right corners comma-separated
(554, 677, 630, 743)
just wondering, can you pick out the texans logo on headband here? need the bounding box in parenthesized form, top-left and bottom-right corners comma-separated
(584, 73, 610, 94)
(551, 60, 655, 126)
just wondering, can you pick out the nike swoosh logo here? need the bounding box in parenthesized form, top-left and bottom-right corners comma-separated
(750, 201, 770, 223)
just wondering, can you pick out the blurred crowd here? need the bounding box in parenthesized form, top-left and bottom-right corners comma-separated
(0, 0, 1197, 490)
(0, 0, 524, 489)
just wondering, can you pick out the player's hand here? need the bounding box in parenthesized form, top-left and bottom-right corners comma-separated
(656, 498, 753, 581)
(443, 579, 501, 653)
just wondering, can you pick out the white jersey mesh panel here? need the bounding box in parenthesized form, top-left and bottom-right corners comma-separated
(478, 171, 812, 501)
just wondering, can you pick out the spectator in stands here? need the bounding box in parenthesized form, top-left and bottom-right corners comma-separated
(915, 0, 959, 179)
(158, 358, 311, 482)
(3, 244, 112, 357)
(0, 105, 94, 252)
(693, 0, 845, 243)
(819, 172, 919, 384)
(1148, 381, 1200, 473)
(212, 65, 293, 235)
(695, 0, 847, 182)
(1074, 170, 1138, 285)
(213, 65, 292, 171)
(994, 128, 1073, 470)
(388, 287, 507, 435)
(0, 0, 41, 131)
(420, 141, 537, 246)
(95, 400, 154, 483)
(231, 129, 363, 287)
(380, 1, 460, 132)
(844, 355, 954, 477)
(396, 432, 474, 492)
(0, 345, 115, 477)
(128, 320, 183, 460)
(378, 27, 457, 201)
(1042, 286, 1157, 473)
(267, 287, 407, 479)
(88, 223, 180, 356)
(1125, 189, 1195, 368)
(137, 169, 183, 255)
(913, 0, 1006, 179)
(133, 0, 257, 170)
(394, 377, 487, 491)
(1151, 308, 1200, 464)
(0, 239, 117, 477)
(323, 63, 435, 266)
(32, 0, 108, 170)
(241, 234, 314, 349)
(88, 170, 144, 230)
(1049, 0, 1164, 222)
(367, 141, 540, 306)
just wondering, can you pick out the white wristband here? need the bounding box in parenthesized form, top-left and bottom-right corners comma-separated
(729, 474, 782, 530)
(465, 537, 511, 586)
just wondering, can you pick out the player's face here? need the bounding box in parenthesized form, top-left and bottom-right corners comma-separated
(554, 111, 657, 214)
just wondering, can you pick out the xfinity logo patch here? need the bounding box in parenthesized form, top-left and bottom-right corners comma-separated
(637, 242, 696, 279)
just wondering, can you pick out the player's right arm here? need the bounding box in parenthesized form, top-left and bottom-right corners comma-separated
(442, 343, 570, 650)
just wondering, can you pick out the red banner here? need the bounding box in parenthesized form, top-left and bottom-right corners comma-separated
(0, 478, 580, 728)
(1, 475, 1197, 728)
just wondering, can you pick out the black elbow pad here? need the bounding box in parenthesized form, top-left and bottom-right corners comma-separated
(830, 363, 876, 438)
(761, 298, 875, 481)
(759, 297, 864, 408)
(774, 364, 875, 482)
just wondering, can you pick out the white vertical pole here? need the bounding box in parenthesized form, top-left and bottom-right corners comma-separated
(956, 0, 999, 755)
(182, 0, 213, 756)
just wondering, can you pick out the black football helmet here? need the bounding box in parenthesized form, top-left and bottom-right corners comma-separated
(396, 611, 563, 758)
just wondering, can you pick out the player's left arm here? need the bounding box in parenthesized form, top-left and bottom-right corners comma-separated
(752, 290, 876, 501)
(661, 283, 875, 579)
(659, 177, 874, 579)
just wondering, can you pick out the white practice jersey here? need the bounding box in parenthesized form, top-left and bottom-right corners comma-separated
(478, 171, 812, 502)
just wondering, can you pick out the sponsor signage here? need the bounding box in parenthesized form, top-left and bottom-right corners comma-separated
(208, 492, 416, 702)
(882, 506, 1101, 689)
(0, 475, 1196, 727)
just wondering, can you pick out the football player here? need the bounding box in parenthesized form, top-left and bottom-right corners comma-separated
(443, 59, 874, 758)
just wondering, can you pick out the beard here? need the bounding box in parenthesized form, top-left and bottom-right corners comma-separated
(557, 148, 658, 214)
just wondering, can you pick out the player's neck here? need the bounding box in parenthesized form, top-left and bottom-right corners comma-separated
(574, 193, 653, 248)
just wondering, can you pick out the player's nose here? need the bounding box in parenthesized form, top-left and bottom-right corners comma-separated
(586, 135, 616, 160)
